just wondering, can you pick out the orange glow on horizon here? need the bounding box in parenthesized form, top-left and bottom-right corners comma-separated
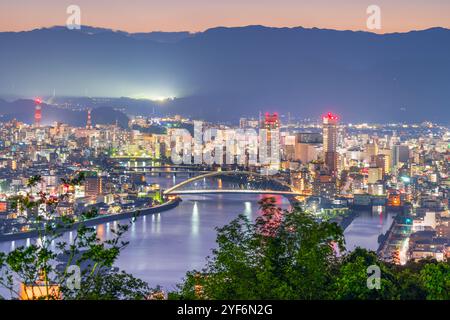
(1, 1, 450, 34)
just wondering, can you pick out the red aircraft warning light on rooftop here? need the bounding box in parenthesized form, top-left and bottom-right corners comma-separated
(34, 97, 42, 127)
(323, 112, 339, 122)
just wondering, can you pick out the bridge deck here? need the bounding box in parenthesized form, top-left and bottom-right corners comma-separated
(164, 189, 303, 196)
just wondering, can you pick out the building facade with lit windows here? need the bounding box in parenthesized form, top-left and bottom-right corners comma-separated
(322, 112, 339, 175)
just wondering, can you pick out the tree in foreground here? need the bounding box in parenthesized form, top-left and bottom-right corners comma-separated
(173, 197, 345, 299)
(0, 175, 154, 300)
(173, 197, 450, 300)
(419, 262, 450, 300)
(332, 248, 399, 299)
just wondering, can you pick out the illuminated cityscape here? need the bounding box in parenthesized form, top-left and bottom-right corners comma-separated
(0, 0, 448, 305)
(0, 108, 447, 261)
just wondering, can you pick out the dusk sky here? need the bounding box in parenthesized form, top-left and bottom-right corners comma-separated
(1, 0, 450, 33)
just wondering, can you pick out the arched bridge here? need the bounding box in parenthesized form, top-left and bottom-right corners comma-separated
(163, 171, 303, 197)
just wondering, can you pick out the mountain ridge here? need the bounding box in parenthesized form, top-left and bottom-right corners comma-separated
(1, 25, 449, 123)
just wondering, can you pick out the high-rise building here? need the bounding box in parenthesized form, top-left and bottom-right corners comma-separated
(294, 143, 319, 164)
(263, 112, 280, 130)
(260, 113, 280, 172)
(366, 142, 379, 163)
(322, 112, 339, 174)
(34, 98, 42, 128)
(368, 167, 383, 184)
(313, 172, 337, 198)
(84, 171, 103, 199)
(374, 154, 391, 176)
(392, 144, 410, 168)
(239, 117, 248, 129)
(283, 133, 320, 164)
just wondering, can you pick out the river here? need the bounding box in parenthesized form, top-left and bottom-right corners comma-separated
(0, 175, 395, 294)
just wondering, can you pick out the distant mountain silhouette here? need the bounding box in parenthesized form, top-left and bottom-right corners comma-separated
(46, 26, 194, 43)
(91, 106, 129, 128)
(0, 25, 449, 123)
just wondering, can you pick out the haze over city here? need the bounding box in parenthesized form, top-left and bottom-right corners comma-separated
(1, 1, 450, 123)
(0, 0, 448, 306)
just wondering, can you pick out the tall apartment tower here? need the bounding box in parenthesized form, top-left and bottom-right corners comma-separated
(84, 171, 103, 199)
(34, 98, 42, 128)
(322, 112, 339, 174)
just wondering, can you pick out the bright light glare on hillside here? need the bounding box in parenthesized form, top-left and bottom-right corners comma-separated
(153, 96, 175, 102)
(133, 93, 176, 102)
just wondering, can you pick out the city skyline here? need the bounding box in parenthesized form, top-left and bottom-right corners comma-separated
(0, 0, 448, 304)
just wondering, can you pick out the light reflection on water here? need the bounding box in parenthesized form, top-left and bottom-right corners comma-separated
(191, 201, 199, 236)
(105, 193, 289, 291)
(344, 206, 394, 252)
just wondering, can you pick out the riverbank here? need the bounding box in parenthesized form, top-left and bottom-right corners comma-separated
(0, 198, 181, 242)
(377, 217, 396, 254)
(377, 212, 412, 263)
